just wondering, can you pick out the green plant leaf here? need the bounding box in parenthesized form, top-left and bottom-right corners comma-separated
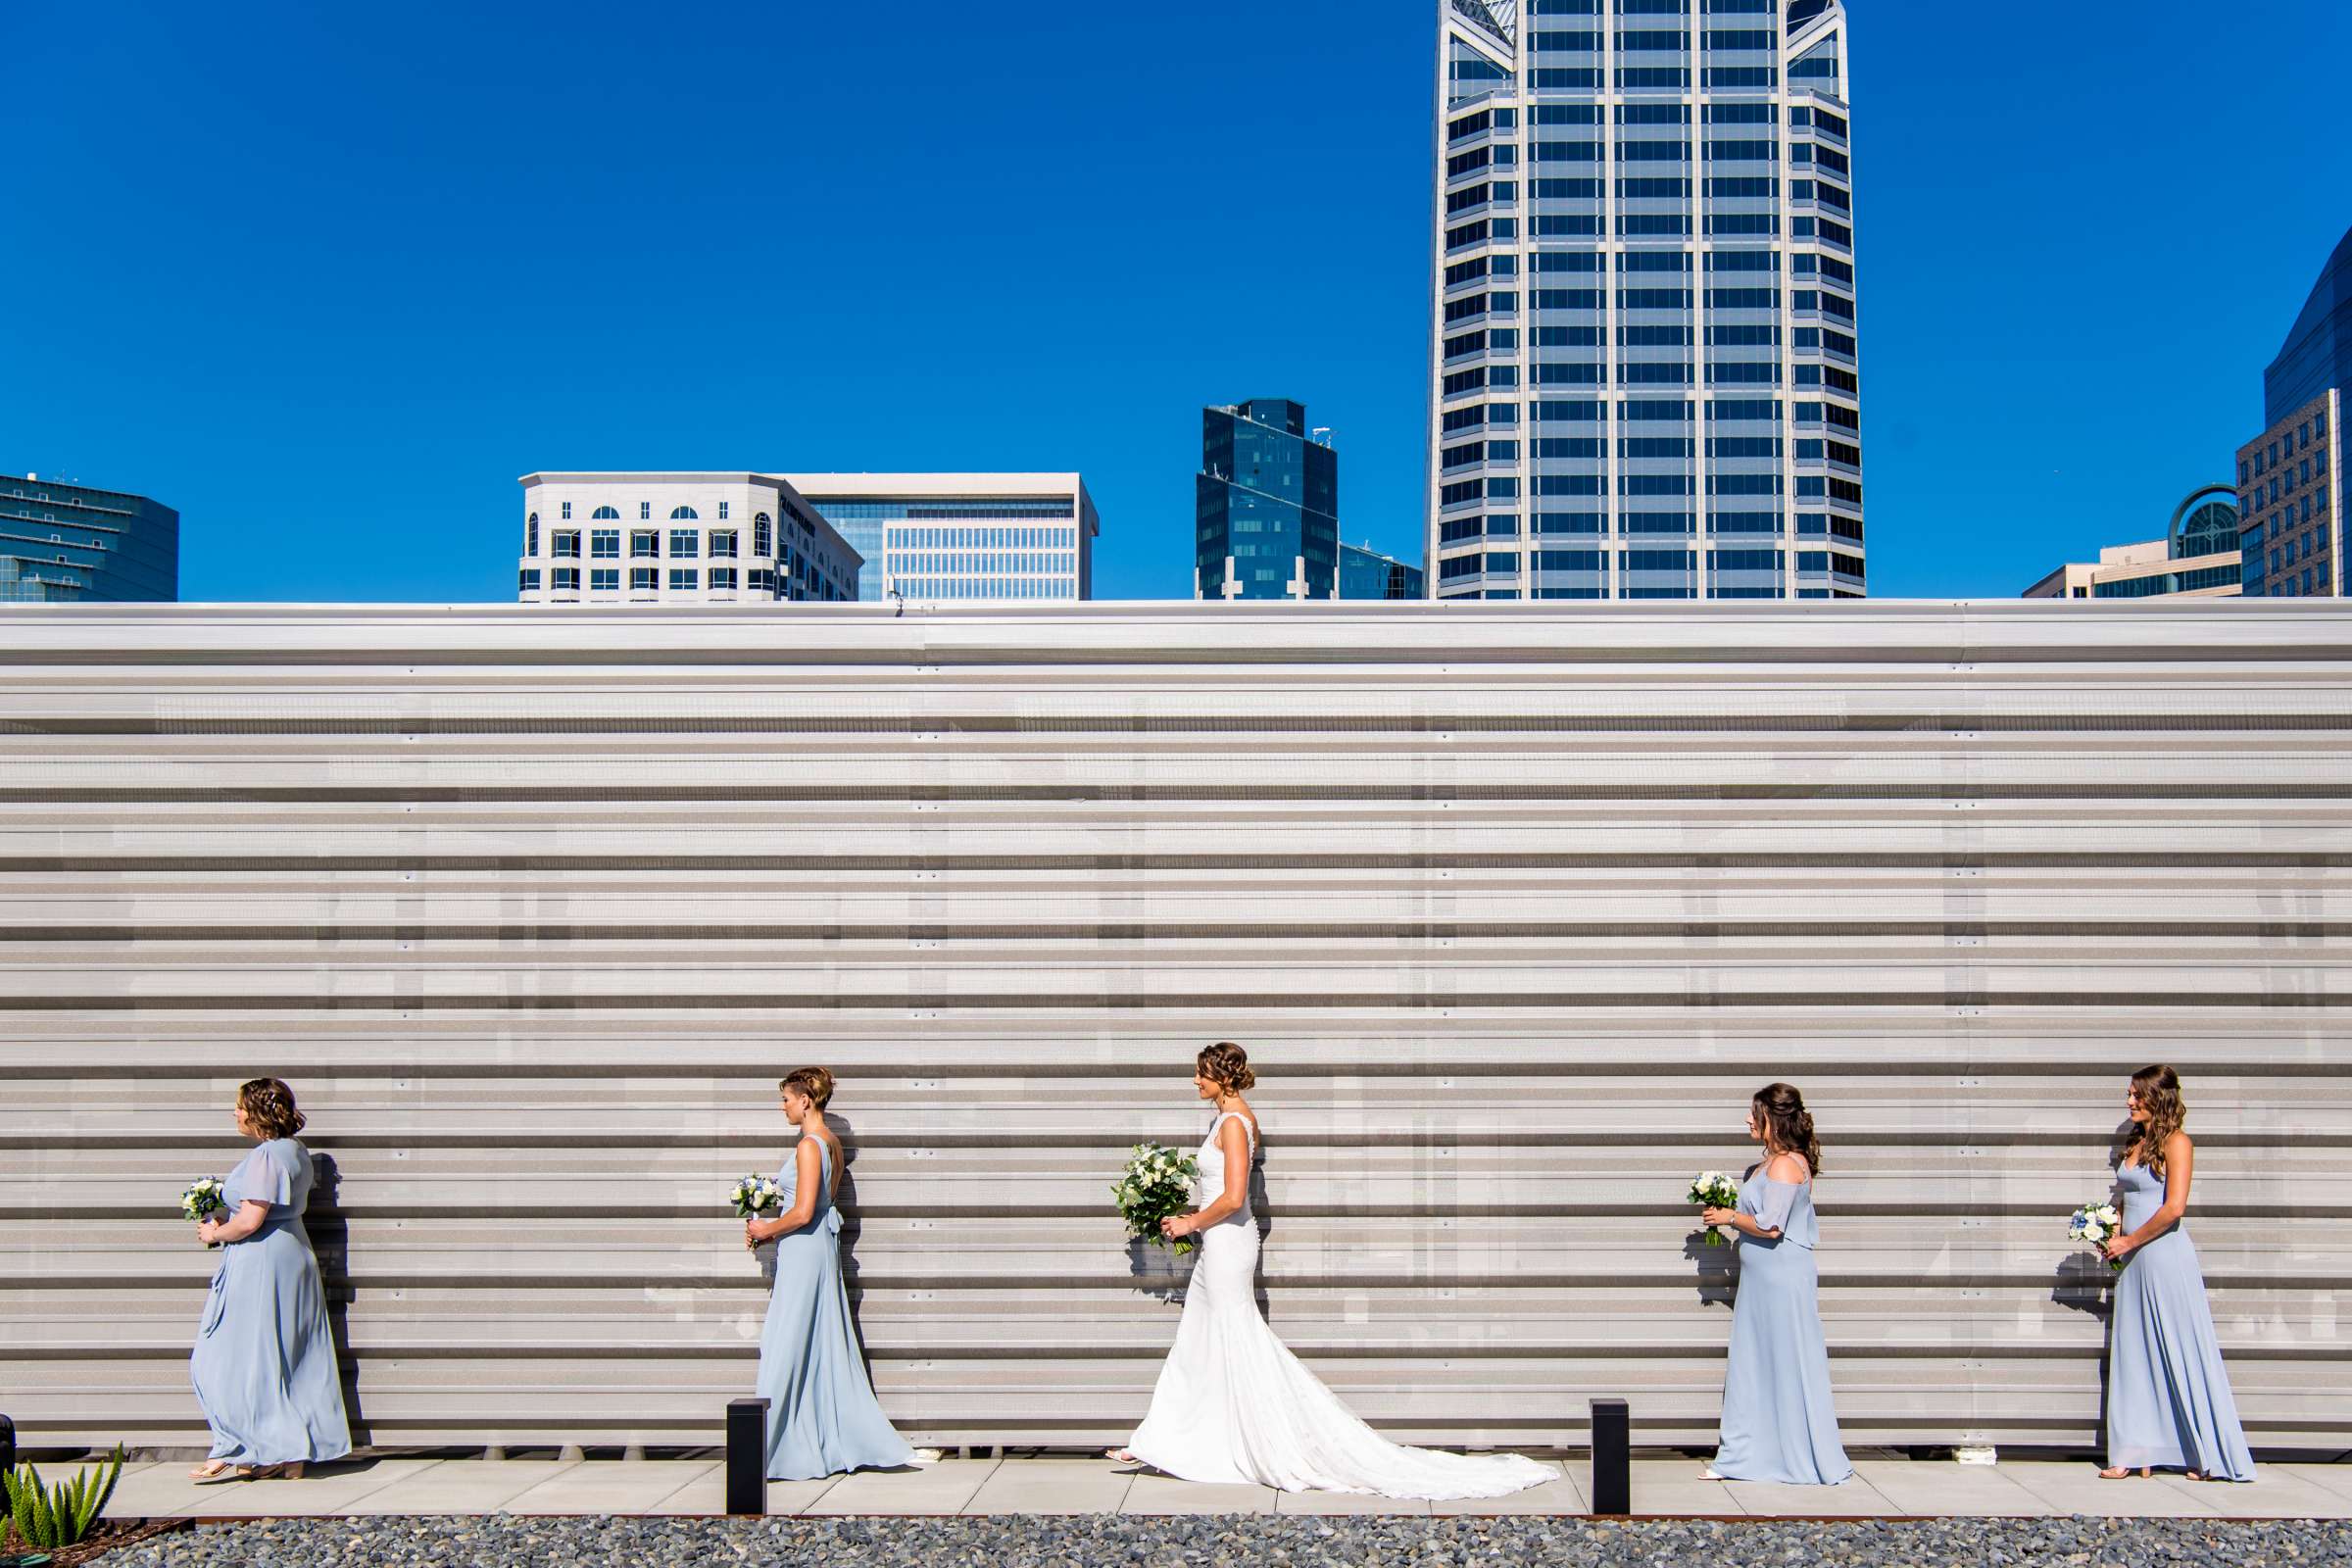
(89, 1445, 124, 1530)
(28, 1469, 56, 1549)
(5, 1466, 30, 1546)
(69, 1472, 90, 1537)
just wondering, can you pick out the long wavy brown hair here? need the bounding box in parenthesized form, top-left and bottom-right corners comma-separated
(1751, 1082, 1822, 1176)
(2127, 1064, 2186, 1177)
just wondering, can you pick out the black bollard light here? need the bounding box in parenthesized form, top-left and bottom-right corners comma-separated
(1589, 1397, 1630, 1516)
(725, 1398, 768, 1516)
(0, 1413, 14, 1478)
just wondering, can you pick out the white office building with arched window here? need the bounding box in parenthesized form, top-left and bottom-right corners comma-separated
(514, 472, 862, 606)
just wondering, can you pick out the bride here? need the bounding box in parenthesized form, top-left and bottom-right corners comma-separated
(1110, 1043, 1551, 1499)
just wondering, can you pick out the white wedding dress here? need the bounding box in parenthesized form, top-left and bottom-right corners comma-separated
(1124, 1110, 1551, 1499)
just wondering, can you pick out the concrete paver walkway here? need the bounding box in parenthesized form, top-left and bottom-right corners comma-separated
(99, 1456, 2352, 1522)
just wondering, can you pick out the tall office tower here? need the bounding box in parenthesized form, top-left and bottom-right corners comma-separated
(515, 473, 861, 605)
(0, 472, 178, 603)
(2237, 226, 2351, 598)
(1428, 0, 1864, 601)
(790, 474, 1097, 605)
(1196, 399, 1341, 600)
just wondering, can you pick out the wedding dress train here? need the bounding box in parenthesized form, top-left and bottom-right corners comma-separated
(1124, 1111, 1550, 1499)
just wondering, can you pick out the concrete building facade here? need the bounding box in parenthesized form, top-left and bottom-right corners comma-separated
(2024, 485, 2242, 600)
(2238, 395, 2342, 599)
(514, 473, 860, 605)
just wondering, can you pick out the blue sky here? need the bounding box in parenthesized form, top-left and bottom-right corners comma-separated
(3, 0, 2348, 603)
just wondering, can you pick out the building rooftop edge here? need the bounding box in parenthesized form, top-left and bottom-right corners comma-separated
(519, 472, 808, 487)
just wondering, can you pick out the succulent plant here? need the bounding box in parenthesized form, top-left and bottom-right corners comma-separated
(3, 1445, 122, 1550)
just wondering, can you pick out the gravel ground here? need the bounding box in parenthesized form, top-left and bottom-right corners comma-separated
(97, 1515, 2352, 1568)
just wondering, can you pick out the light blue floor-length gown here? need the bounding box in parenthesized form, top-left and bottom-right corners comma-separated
(1712, 1167, 1851, 1484)
(754, 1137, 914, 1480)
(188, 1138, 353, 1465)
(2105, 1159, 2255, 1480)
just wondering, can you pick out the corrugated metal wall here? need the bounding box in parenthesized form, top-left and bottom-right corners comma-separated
(4, 603, 2347, 1455)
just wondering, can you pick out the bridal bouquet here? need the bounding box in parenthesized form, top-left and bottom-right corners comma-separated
(1114, 1143, 1200, 1255)
(729, 1174, 782, 1220)
(1689, 1171, 1741, 1246)
(182, 1178, 227, 1247)
(2069, 1198, 2127, 1272)
(180, 1177, 227, 1226)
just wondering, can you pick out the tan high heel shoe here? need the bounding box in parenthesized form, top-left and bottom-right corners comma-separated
(235, 1461, 307, 1481)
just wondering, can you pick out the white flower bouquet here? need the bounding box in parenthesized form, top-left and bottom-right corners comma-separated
(729, 1174, 782, 1220)
(1114, 1143, 1200, 1255)
(2069, 1198, 2127, 1272)
(180, 1177, 227, 1225)
(182, 1178, 227, 1248)
(1689, 1171, 1741, 1246)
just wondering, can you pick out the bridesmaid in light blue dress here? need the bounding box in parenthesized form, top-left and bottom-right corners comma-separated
(187, 1078, 352, 1481)
(2098, 1064, 2254, 1482)
(744, 1067, 914, 1480)
(1699, 1082, 1851, 1485)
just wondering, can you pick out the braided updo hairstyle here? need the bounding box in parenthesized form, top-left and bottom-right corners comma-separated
(237, 1077, 308, 1141)
(1751, 1082, 1822, 1175)
(1197, 1042, 1256, 1094)
(780, 1067, 835, 1109)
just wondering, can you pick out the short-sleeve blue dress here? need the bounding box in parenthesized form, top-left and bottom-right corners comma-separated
(188, 1139, 353, 1465)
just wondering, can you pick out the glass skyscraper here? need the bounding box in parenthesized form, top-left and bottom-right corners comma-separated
(2237, 226, 2350, 599)
(0, 472, 178, 603)
(790, 474, 1097, 604)
(1339, 540, 1429, 600)
(1196, 400, 1341, 600)
(1428, 0, 1864, 601)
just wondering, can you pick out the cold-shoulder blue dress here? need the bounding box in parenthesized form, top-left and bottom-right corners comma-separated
(1712, 1167, 1851, 1484)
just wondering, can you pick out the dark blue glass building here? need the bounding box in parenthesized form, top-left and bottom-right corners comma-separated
(2265, 227, 2352, 427)
(1338, 541, 1428, 600)
(0, 472, 178, 603)
(2237, 226, 2350, 599)
(1196, 400, 1340, 600)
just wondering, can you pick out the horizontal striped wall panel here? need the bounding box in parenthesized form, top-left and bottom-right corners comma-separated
(1, 601, 2348, 1454)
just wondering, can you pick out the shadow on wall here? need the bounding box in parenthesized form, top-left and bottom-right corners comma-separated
(1122, 1126, 1278, 1309)
(1682, 1158, 1757, 1309)
(1250, 1145, 1273, 1320)
(1683, 1231, 1740, 1308)
(2048, 1118, 2137, 1443)
(306, 1151, 368, 1447)
(830, 1112, 883, 1373)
